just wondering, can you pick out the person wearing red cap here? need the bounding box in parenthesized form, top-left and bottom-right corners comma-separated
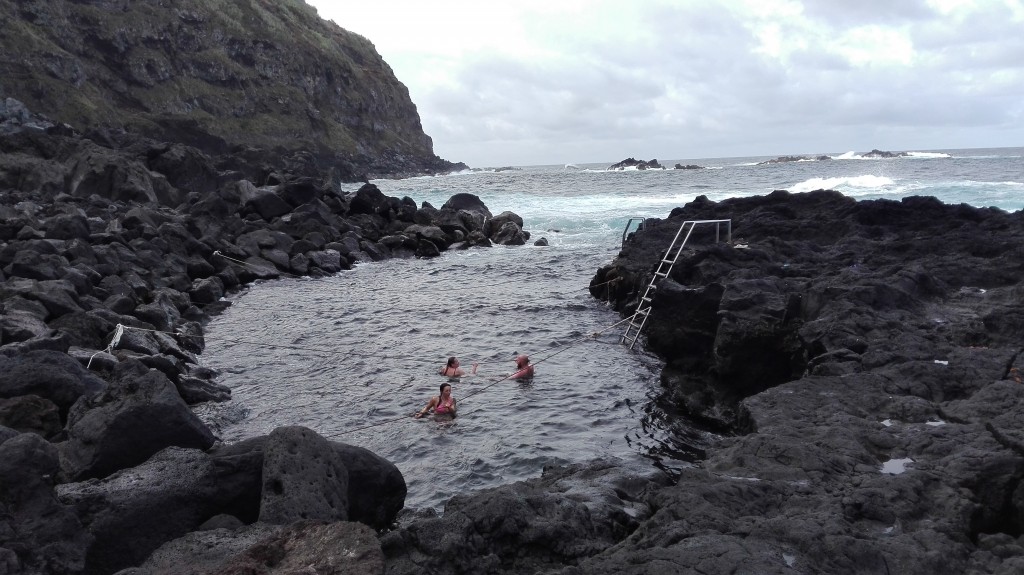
(510, 355, 534, 379)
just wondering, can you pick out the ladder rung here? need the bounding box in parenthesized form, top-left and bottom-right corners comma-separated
(654, 272, 668, 277)
(641, 296, 652, 303)
(661, 259, 674, 264)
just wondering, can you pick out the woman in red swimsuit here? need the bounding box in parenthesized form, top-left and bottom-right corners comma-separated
(414, 383, 456, 418)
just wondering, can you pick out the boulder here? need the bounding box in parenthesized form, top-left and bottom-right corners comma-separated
(0, 349, 106, 413)
(440, 193, 492, 219)
(1, 309, 52, 342)
(259, 426, 350, 524)
(277, 178, 319, 207)
(57, 447, 222, 575)
(349, 183, 390, 216)
(331, 441, 406, 530)
(0, 394, 62, 439)
(240, 182, 292, 221)
(490, 221, 528, 246)
(60, 361, 215, 481)
(0, 433, 89, 575)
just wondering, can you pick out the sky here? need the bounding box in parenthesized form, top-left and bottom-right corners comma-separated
(305, 0, 1024, 167)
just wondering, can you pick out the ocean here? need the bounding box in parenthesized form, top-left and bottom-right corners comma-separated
(196, 147, 1023, 511)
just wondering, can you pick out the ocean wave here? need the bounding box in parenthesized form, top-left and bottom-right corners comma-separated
(787, 175, 895, 194)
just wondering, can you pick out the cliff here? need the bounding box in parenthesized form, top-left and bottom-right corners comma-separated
(0, 0, 462, 180)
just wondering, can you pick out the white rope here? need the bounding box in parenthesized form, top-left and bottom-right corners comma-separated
(88, 323, 124, 369)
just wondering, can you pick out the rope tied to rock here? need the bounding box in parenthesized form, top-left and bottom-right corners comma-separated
(87, 324, 124, 369)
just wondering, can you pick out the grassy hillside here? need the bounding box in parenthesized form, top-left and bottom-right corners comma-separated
(0, 0, 441, 172)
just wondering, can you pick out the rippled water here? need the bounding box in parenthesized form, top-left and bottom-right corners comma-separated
(198, 147, 1022, 510)
(200, 245, 694, 510)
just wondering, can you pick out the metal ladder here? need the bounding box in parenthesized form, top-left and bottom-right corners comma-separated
(621, 219, 732, 349)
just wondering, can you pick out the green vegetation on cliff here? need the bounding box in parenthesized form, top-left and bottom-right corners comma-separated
(0, 0, 455, 177)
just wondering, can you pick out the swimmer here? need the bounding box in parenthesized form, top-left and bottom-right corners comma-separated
(414, 382, 456, 418)
(438, 356, 478, 377)
(510, 354, 534, 379)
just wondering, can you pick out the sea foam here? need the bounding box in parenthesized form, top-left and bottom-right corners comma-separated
(788, 175, 895, 194)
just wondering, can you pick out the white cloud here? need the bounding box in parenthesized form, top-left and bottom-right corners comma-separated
(307, 0, 1024, 166)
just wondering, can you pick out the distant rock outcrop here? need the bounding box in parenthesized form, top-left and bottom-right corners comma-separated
(757, 154, 831, 164)
(674, 163, 704, 170)
(0, 0, 463, 181)
(608, 157, 664, 170)
(863, 148, 911, 158)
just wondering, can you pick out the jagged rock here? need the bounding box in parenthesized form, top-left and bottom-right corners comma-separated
(333, 442, 407, 530)
(0, 349, 106, 413)
(0, 394, 62, 439)
(57, 447, 224, 575)
(490, 221, 528, 246)
(175, 375, 231, 404)
(130, 520, 384, 575)
(486, 210, 524, 233)
(277, 178, 320, 207)
(205, 429, 406, 532)
(121, 522, 285, 575)
(308, 249, 344, 273)
(863, 149, 910, 158)
(349, 183, 391, 216)
(382, 459, 664, 575)
(1, 309, 52, 342)
(608, 157, 664, 170)
(60, 361, 215, 481)
(0, 433, 89, 575)
(585, 190, 1024, 572)
(240, 184, 293, 221)
(415, 238, 441, 258)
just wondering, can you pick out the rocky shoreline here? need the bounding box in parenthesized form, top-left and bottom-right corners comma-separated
(0, 101, 530, 575)
(4, 91, 1024, 572)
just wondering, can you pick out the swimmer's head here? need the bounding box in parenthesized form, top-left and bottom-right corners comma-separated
(447, 356, 458, 367)
(515, 355, 530, 368)
(440, 382, 452, 395)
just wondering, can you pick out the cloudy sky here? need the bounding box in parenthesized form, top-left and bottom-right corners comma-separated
(307, 0, 1023, 167)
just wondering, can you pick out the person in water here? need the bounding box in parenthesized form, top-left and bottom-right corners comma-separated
(510, 354, 534, 379)
(439, 356, 478, 377)
(439, 356, 464, 377)
(415, 382, 456, 418)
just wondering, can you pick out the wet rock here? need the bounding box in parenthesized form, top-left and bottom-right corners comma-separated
(383, 459, 664, 575)
(441, 192, 493, 219)
(490, 220, 528, 246)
